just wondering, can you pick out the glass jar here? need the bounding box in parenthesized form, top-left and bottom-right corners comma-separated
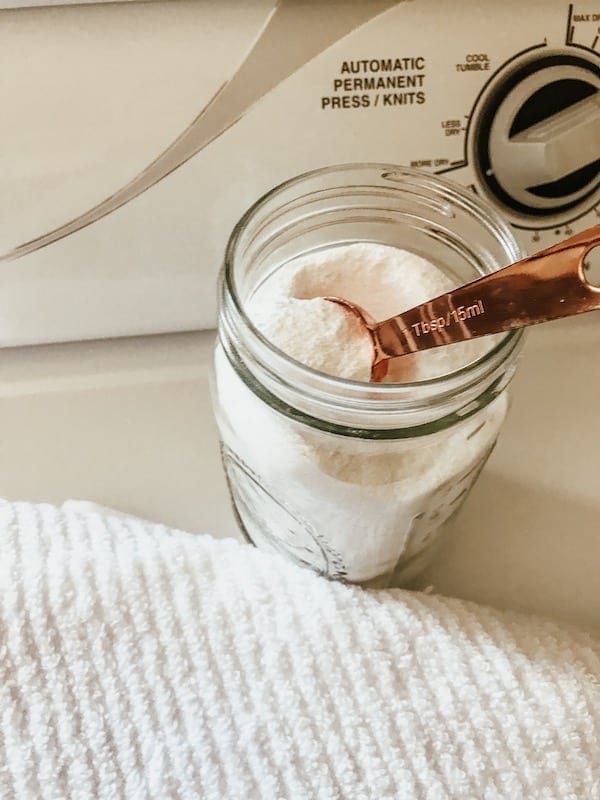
(212, 164, 524, 587)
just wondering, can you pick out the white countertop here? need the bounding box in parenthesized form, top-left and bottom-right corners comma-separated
(2, 320, 599, 633)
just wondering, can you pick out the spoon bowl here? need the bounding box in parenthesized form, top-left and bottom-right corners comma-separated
(325, 296, 390, 382)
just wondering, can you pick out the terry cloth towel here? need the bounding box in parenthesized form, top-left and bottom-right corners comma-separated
(0, 500, 598, 800)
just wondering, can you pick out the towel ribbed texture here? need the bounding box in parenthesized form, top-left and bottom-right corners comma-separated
(0, 500, 598, 800)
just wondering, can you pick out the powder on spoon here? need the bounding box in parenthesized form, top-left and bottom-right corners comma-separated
(250, 294, 374, 382)
(248, 242, 494, 382)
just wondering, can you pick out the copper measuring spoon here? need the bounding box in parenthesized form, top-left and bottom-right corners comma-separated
(327, 223, 600, 382)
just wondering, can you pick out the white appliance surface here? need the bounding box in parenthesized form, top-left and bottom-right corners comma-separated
(1, 0, 598, 345)
(0, 1, 141, 7)
(3, 321, 599, 634)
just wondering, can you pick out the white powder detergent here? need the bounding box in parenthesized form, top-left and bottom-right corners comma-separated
(214, 242, 507, 584)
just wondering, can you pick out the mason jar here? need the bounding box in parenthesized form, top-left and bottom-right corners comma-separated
(212, 164, 524, 587)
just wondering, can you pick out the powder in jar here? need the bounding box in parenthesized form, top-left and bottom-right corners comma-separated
(215, 241, 506, 584)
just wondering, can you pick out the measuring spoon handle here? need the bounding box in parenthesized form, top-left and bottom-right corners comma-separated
(374, 223, 600, 358)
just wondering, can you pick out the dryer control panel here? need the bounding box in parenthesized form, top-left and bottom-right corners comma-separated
(0, 0, 598, 344)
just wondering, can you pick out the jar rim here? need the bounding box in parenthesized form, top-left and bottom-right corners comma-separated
(222, 163, 524, 400)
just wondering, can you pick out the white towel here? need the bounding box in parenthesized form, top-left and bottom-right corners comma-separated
(0, 500, 598, 800)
